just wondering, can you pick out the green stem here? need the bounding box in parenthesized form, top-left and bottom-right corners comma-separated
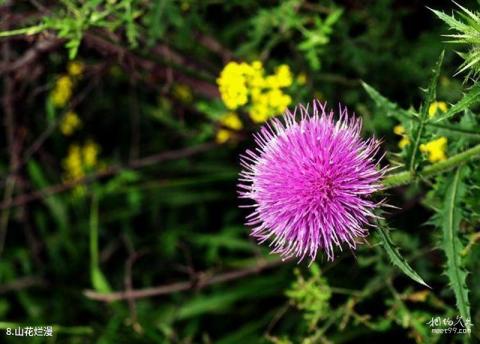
(382, 143, 480, 189)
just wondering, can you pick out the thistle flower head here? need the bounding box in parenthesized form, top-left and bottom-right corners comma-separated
(239, 100, 385, 263)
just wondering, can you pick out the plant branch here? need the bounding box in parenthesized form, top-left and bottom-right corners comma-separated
(382, 143, 480, 189)
(83, 258, 283, 302)
(0, 142, 217, 210)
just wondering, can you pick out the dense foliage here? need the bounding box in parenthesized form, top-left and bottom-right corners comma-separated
(0, 1, 479, 343)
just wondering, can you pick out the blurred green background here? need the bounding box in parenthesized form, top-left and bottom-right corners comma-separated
(0, 0, 479, 343)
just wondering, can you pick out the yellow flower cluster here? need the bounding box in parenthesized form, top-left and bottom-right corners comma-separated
(393, 101, 449, 150)
(428, 101, 448, 118)
(393, 124, 410, 149)
(217, 61, 293, 123)
(51, 75, 74, 107)
(63, 141, 100, 182)
(420, 137, 448, 163)
(59, 111, 82, 136)
(51, 61, 85, 108)
(216, 112, 243, 144)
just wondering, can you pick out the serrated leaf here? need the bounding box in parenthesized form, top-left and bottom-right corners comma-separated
(430, 8, 471, 33)
(377, 223, 430, 288)
(441, 166, 471, 328)
(434, 84, 480, 122)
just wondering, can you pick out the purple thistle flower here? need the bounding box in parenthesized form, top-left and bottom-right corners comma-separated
(239, 100, 385, 263)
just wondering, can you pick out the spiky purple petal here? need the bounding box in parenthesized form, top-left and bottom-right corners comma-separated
(239, 100, 385, 263)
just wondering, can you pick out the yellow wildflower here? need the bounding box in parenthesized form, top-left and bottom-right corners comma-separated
(67, 61, 85, 77)
(393, 124, 410, 149)
(296, 72, 307, 85)
(62, 141, 101, 183)
(172, 84, 193, 103)
(274, 64, 293, 87)
(216, 129, 232, 144)
(266, 88, 292, 113)
(420, 137, 448, 162)
(249, 108, 270, 123)
(217, 62, 251, 109)
(62, 141, 101, 196)
(83, 141, 100, 168)
(219, 112, 243, 130)
(51, 75, 73, 107)
(398, 136, 410, 149)
(63, 144, 84, 181)
(217, 60, 293, 120)
(393, 125, 405, 136)
(59, 111, 82, 136)
(428, 101, 448, 118)
(216, 112, 243, 144)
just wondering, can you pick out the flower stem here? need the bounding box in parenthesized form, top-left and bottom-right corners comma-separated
(382, 143, 480, 189)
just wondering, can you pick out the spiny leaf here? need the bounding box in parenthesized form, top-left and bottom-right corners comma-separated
(441, 166, 471, 328)
(430, 8, 471, 33)
(377, 222, 430, 288)
(434, 83, 480, 122)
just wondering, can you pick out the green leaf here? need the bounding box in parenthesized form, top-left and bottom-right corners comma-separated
(430, 8, 471, 33)
(441, 166, 471, 328)
(434, 84, 480, 122)
(90, 195, 111, 293)
(377, 223, 430, 288)
(361, 82, 411, 120)
(27, 160, 69, 237)
(408, 51, 444, 172)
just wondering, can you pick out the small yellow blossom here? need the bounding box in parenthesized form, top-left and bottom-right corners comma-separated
(83, 141, 100, 168)
(393, 125, 406, 136)
(172, 84, 193, 103)
(296, 72, 307, 85)
(420, 137, 448, 162)
(51, 75, 73, 107)
(63, 144, 84, 181)
(393, 124, 410, 149)
(216, 112, 243, 144)
(220, 112, 243, 130)
(428, 101, 448, 118)
(249, 89, 292, 123)
(63, 141, 101, 183)
(398, 136, 410, 149)
(217, 62, 251, 109)
(216, 129, 232, 144)
(60, 111, 82, 136)
(265, 65, 293, 88)
(67, 61, 85, 77)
